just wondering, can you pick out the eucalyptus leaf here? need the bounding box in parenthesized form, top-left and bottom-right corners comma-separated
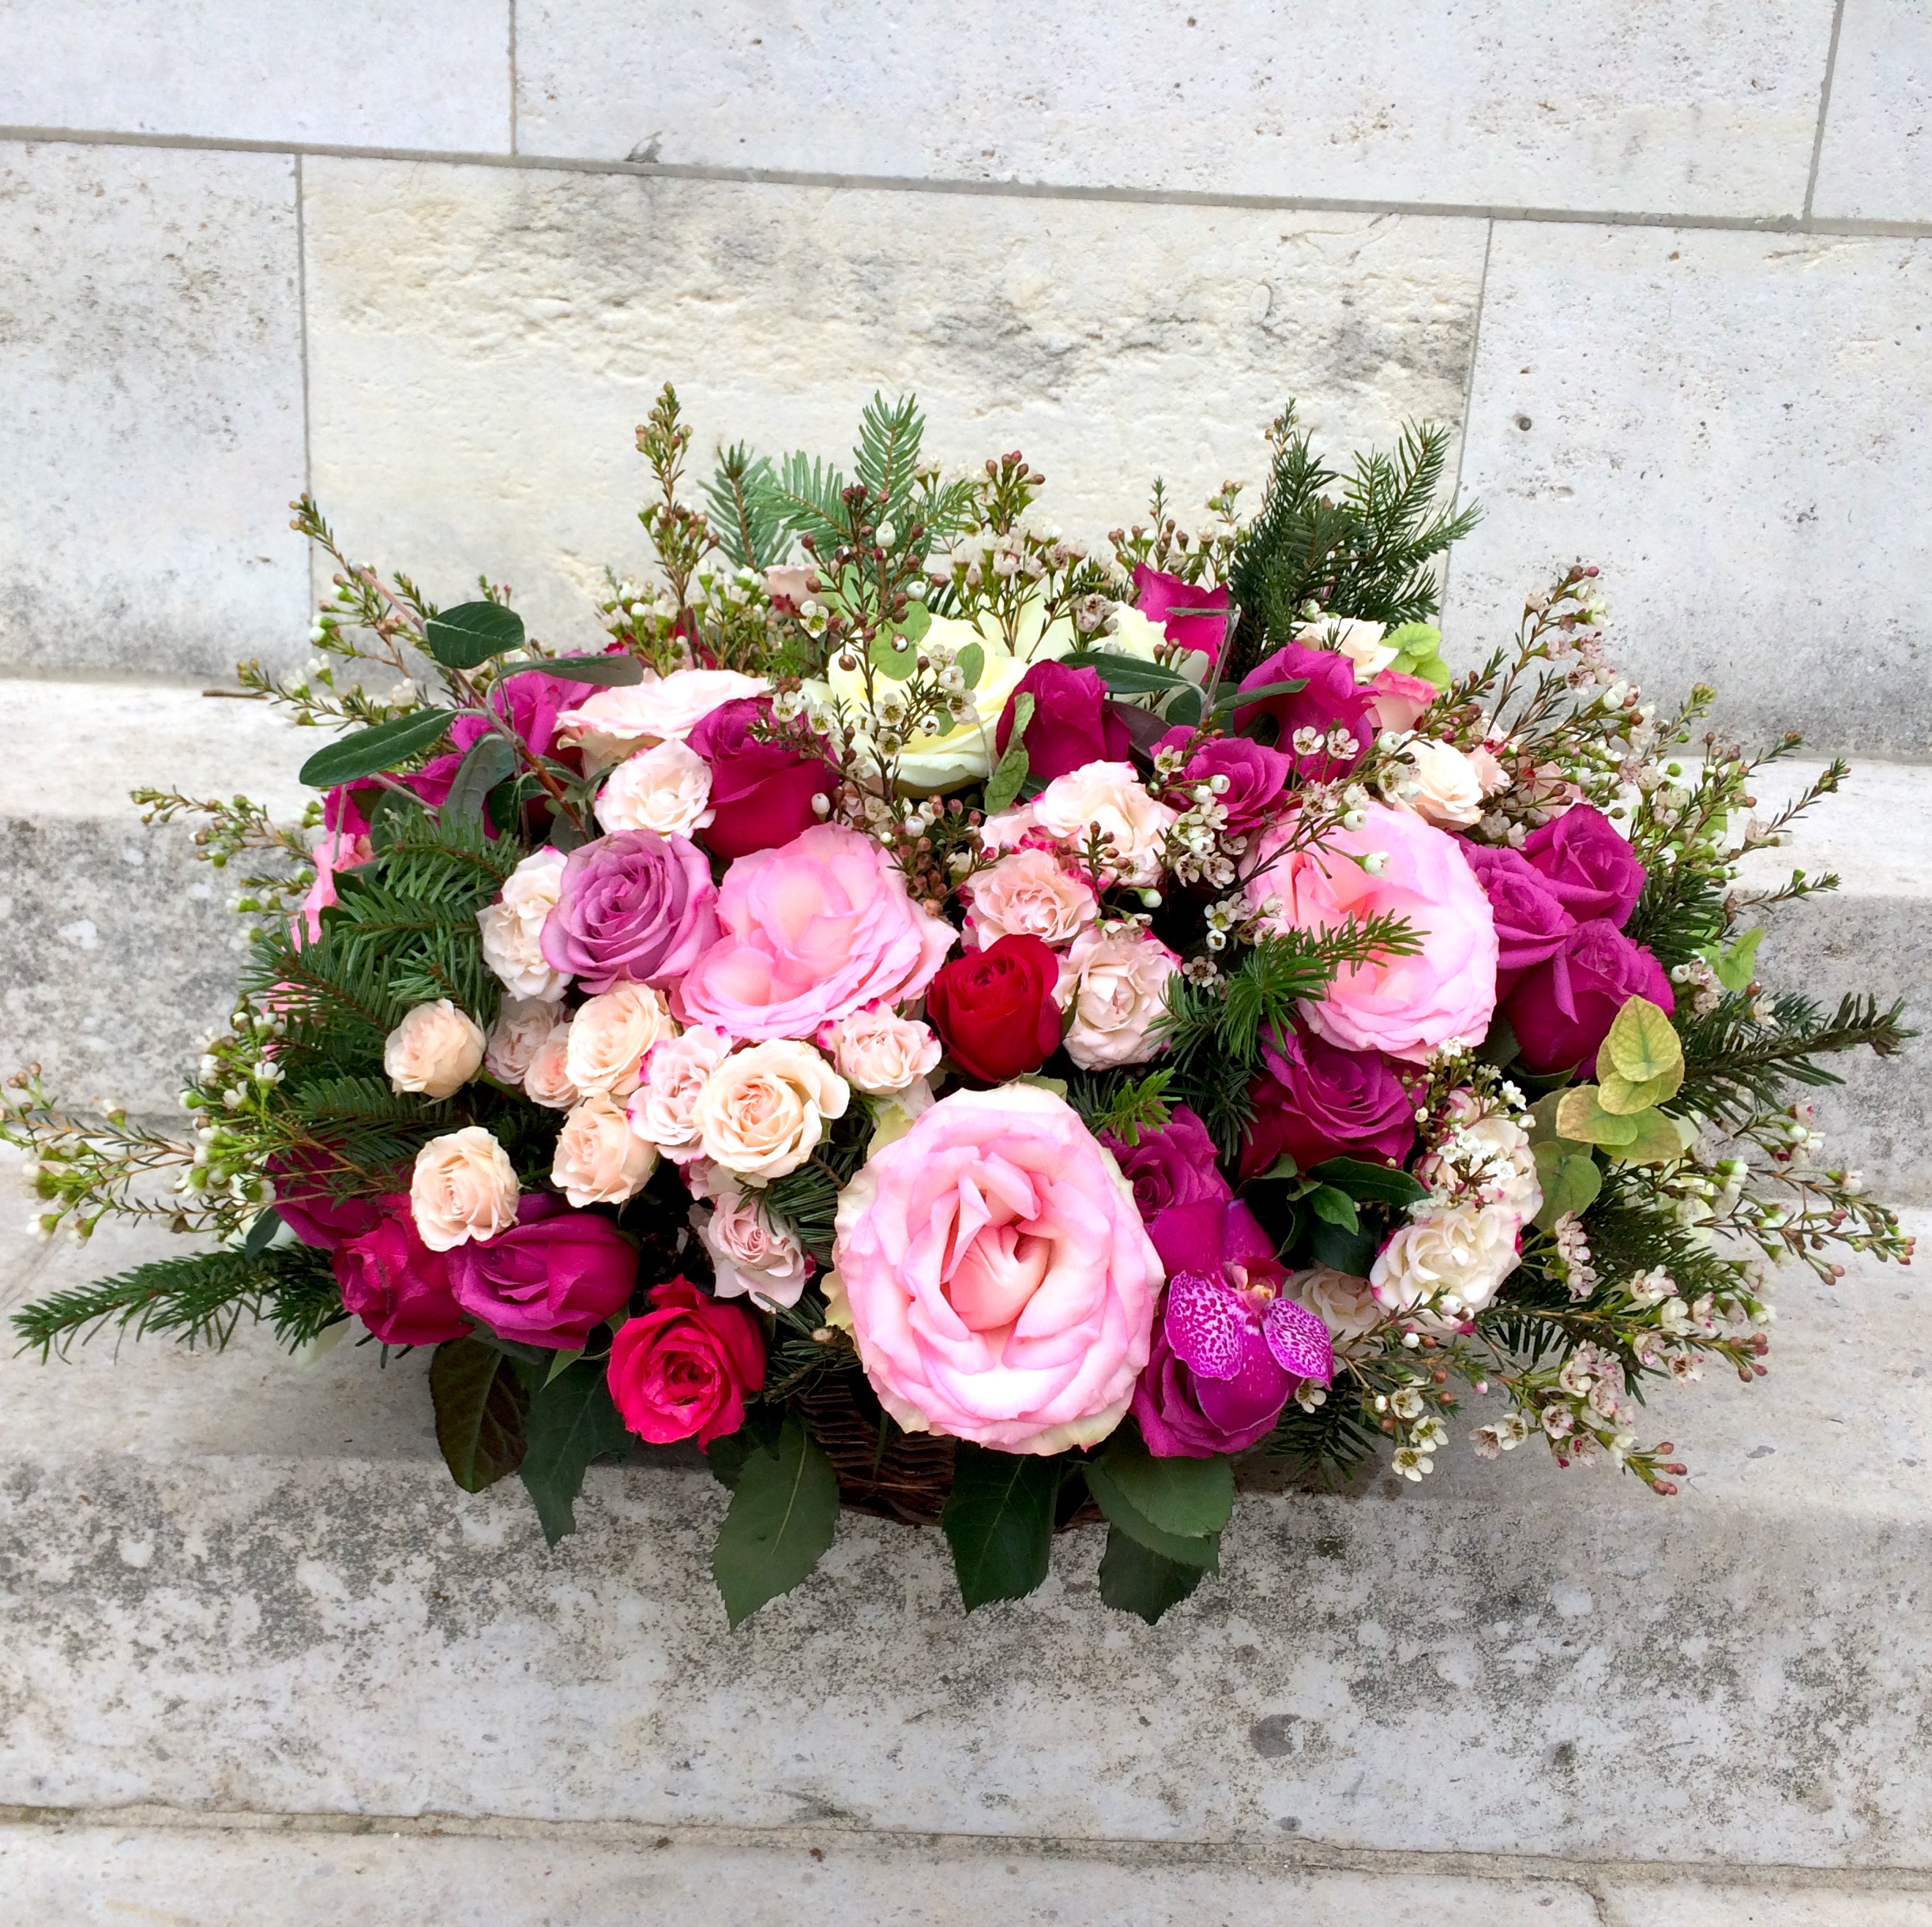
(1705, 926, 1765, 994)
(423, 599, 526, 669)
(297, 708, 456, 789)
(1554, 1085, 1642, 1148)
(710, 1416, 840, 1628)
(897, 599, 932, 646)
(1598, 1065, 1682, 1115)
(1532, 1140, 1602, 1230)
(1605, 1107, 1690, 1166)
(440, 732, 517, 825)
(869, 626, 918, 682)
(983, 693, 1034, 816)
(955, 640, 986, 691)
(1599, 994, 1682, 1086)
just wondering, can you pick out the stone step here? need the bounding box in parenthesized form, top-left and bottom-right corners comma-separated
(0, 1185, 1926, 1881)
(2, 676, 1927, 1198)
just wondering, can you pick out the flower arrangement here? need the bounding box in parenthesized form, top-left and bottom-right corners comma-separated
(6, 390, 1911, 1626)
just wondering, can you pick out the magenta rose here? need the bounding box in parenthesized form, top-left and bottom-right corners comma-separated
(539, 828, 720, 994)
(333, 1196, 469, 1347)
(1504, 918, 1676, 1074)
(1522, 804, 1647, 926)
(1152, 728, 1292, 836)
(269, 1148, 382, 1251)
(1102, 1106, 1235, 1274)
(1131, 1267, 1334, 1459)
(1232, 644, 1373, 781)
(452, 667, 583, 768)
(446, 1193, 640, 1349)
(607, 1277, 765, 1448)
(686, 695, 837, 862)
(1133, 564, 1231, 664)
(994, 660, 1133, 785)
(1460, 842, 1579, 994)
(1239, 1024, 1415, 1182)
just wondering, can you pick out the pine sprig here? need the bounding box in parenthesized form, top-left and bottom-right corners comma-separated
(702, 443, 787, 569)
(1068, 1069, 1175, 1146)
(1677, 990, 1912, 1121)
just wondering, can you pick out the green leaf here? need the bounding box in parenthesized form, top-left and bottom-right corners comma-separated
(941, 1444, 1064, 1611)
(430, 1337, 530, 1493)
(983, 691, 1034, 816)
(440, 733, 517, 825)
(1083, 1458, 1221, 1568)
(705, 1406, 787, 1491)
(1062, 650, 1197, 693)
(1305, 1184, 1360, 1233)
(869, 625, 918, 681)
(423, 599, 526, 670)
(298, 708, 455, 788)
(1554, 1085, 1642, 1148)
(240, 1206, 283, 1258)
(710, 1416, 840, 1628)
(517, 1362, 633, 1546)
(1311, 1218, 1381, 1275)
(1704, 926, 1765, 994)
(1599, 994, 1683, 1086)
(954, 638, 985, 690)
(1310, 1155, 1429, 1208)
(1097, 1525, 1209, 1624)
(1605, 1108, 1691, 1166)
(1095, 1426, 1235, 1539)
(1215, 675, 1308, 718)
(1598, 1065, 1682, 1115)
(536, 653, 646, 686)
(898, 600, 933, 647)
(1532, 1140, 1602, 1230)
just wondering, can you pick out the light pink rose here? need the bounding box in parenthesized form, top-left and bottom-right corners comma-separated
(383, 999, 486, 1099)
(1245, 802, 1498, 1063)
(484, 996, 557, 1084)
(558, 668, 768, 772)
(564, 983, 675, 1099)
(522, 1018, 579, 1110)
(961, 847, 1098, 951)
(817, 1007, 942, 1096)
(410, 1126, 520, 1252)
(552, 1094, 658, 1207)
(1031, 761, 1177, 887)
(627, 1025, 733, 1162)
(593, 737, 716, 838)
(1062, 926, 1178, 1070)
(691, 1171, 812, 1309)
(831, 1084, 1160, 1455)
(675, 823, 956, 1042)
(1368, 668, 1438, 734)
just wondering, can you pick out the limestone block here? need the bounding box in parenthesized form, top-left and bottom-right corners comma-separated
(0, 142, 310, 680)
(0, 0, 512, 152)
(1811, 1, 1932, 224)
(1442, 223, 1932, 756)
(301, 157, 1487, 655)
(515, 0, 1832, 219)
(1599, 1884, 1932, 1927)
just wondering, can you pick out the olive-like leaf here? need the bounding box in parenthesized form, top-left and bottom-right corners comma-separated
(423, 599, 526, 669)
(297, 708, 455, 789)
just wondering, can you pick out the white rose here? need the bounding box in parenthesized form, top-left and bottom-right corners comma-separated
(558, 668, 767, 773)
(1299, 614, 1395, 683)
(1061, 926, 1178, 1070)
(693, 1039, 850, 1182)
(1104, 604, 1211, 683)
(628, 1025, 733, 1161)
(961, 847, 1098, 950)
(483, 996, 557, 1084)
(1291, 1264, 1382, 1342)
(383, 998, 486, 1100)
(476, 847, 570, 1001)
(1370, 1203, 1522, 1321)
(594, 738, 716, 838)
(818, 603, 1076, 794)
(1032, 761, 1178, 887)
(1389, 739, 1486, 829)
(817, 1008, 941, 1096)
(410, 1125, 519, 1252)
(552, 1093, 658, 1207)
(522, 1018, 579, 1110)
(693, 1175, 812, 1309)
(565, 983, 675, 1099)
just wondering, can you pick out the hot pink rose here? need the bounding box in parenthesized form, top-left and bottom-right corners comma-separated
(675, 823, 956, 1042)
(1132, 564, 1230, 663)
(1246, 802, 1498, 1063)
(832, 1084, 1161, 1455)
(607, 1276, 765, 1448)
(445, 1193, 641, 1349)
(685, 695, 838, 861)
(331, 1196, 469, 1347)
(1234, 644, 1373, 782)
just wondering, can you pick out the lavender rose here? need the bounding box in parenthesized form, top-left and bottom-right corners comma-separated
(1231, 644, 1374, 782)
(994, 660, 1133, 786)
(539, 828, 720, 994)
(1504, 918, 1676, 1074)
(1239, 1024, 1415, 1181)
(446, 1193, 640, 1349)
(1152, 728, 1293, 835)
(1460, 842, 1579, 994)
(1522, 803, 1646, 926)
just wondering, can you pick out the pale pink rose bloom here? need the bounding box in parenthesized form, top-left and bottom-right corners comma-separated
(832, 1084, 1160, 1456)
(383, 999, 486, 1099)
(477, 847, 571, 1002)
(293, 828, 374, 945)
(552, 1094, 658, 1207)
(484, 996, 556, 1084)
(1367, 668, 1439, 734)
(558, 668, 768, 772)
(411, 1126, 520, 1252)
(565, 983, 675, 1099)
(692, 1039, 849, 1182)
(764, 565, 815, 607)
(1298, 614, 1395, 682)
(594, 738, 716, 838)
(1468, 744, 1509, 795)
(693, 1174, 812, 1309)
(817, 1007, 942, 1096)
(1244, 802, 1498, 1064)
(1031, 761, 1177, 887)
(522, 1019, 580, 1110)
(1388, 739, 1486, 830)
(960, 847, 1098, 951)
(628, 1025, 733, 1161)
(1061, 926, 1179, 1070)
(675, 823, 956, 1042)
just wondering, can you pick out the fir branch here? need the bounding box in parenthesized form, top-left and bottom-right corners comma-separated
(1068, 1069, 1175, 1146)
(1677, 990, 1913, 1120)
(702, 443, 787, 570)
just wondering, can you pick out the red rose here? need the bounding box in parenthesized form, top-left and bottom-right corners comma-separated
(606, 1277, 765, 1448)
(686, 696, 838, 861)
(926, 933, 1065, 1083)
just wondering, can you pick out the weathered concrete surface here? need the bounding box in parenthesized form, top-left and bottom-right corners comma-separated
(1811, 1, 1932, 225)
(514, 0, 1835, 219)
(1444, 223, 1932, 758)
(301, 157, 1487, 659)
(0, 141, 311, 681)
(0, 0, 513, 153)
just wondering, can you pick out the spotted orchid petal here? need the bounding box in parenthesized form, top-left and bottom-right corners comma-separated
(1163, 1270, 1247, 1381)
(1262, 1295, 1335, 1385)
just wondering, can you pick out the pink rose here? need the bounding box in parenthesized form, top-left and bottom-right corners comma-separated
(446, 1193, 639, 1349)
(332, 1196, 469, 1347)
(1234, 644, 1373, 782)
(961, 847, 1098, 951)
(1132, 564, 1230, 663)
(685, 696, 838, 862)
(1246, 802, 1498, 1063)
(539, 830, 720, 995)
(1061, 924, 1178, 1070)
(607, 1277, 765, 1447)
(675, 823, 956, 1042)
(1367, 668, 1438, 734)
(831, 1084, 1161, 1455)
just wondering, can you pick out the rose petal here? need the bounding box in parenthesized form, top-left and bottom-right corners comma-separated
(1163, 1270, 1247, 1381)
(1262, 1295, 1336, 1385)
